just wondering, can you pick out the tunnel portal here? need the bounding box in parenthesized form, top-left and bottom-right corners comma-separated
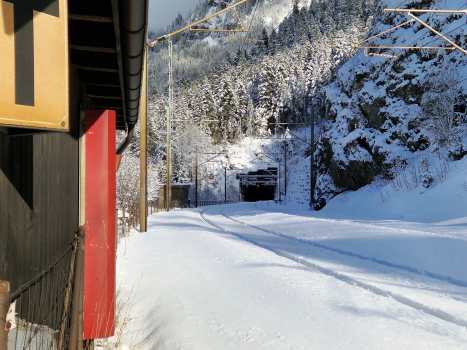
(237, 168, 278, 202)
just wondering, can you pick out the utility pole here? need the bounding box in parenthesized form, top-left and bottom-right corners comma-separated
(166, 38, 173, 212)
(196, 152, 228, 206)
(278, 163, 281, 203)
(309, 101, 315, 207)
(149, 1, 253, 211)
(283, 141, 287, 198)
(256, 152, 284, 202)
(139, 45, 148, 232)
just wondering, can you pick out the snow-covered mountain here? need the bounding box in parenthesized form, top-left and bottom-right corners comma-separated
(221, 0, 467, 207)
(119, 0, 467, 214)
(145, 0, 375, 201)
(147, 0, 375, 92)
(312, 0, 467, 202)
(112, 2, 467, 346)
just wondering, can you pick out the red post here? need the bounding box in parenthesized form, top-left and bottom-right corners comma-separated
(84, 110, 116, 339)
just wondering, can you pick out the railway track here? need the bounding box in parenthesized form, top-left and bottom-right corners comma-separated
(199, 207, 467, 329)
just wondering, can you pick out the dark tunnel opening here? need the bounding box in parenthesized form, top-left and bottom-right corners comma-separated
(241, 184, 276, 202)
(238, 167, 278, 202)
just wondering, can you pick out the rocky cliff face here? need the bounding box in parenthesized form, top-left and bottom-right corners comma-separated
(314, 0, 467, 200)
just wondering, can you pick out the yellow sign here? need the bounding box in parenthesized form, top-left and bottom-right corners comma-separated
(0, 0, 68, 130)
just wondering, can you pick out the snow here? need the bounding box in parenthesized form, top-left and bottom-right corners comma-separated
(314, 0, 467, 200)
(116, 163, 467, 349)
(114, 1, 467, 347)
(202, 36, 218, 47)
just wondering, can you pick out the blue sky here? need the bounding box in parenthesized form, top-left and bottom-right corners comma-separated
(148, 0, 201, 32)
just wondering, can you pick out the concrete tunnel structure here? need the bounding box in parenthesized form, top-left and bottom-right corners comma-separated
(237, 167, 278, 202)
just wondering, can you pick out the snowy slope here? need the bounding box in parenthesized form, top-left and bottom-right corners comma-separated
(115, 200, 467, 349)
(313, 0, 467, 200)
(113, 2, 467, 345)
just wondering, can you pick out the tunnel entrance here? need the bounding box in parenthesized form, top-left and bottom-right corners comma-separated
(242, 184, 276, 202)
(237, 168, 278, 202)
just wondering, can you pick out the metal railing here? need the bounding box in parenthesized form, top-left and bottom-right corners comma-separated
(3, 238, 78, 350)
(196, 200, 235, 207)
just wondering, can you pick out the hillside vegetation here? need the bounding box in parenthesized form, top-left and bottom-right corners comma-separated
(118, 0, 467, 210)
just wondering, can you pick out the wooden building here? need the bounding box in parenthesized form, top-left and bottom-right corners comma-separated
(160, 184, 191, 209)
(0, 0, 149, 348)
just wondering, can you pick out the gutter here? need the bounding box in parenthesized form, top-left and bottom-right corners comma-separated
(115, 0, 148, 170)
(119, 0, 149, 132)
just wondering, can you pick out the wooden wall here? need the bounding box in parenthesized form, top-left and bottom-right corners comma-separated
(0, 68, 80, 295)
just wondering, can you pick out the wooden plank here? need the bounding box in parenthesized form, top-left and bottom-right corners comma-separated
(69, 14, 113, 23)
(70, 45, 117, 54)
(0, 105, 79, 327)
(72, 65, 118, 73)
(86, 94, 121, 99)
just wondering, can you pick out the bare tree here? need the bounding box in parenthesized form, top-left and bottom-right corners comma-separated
(421, 68, 463, 149)
(116, 154, 161, 234)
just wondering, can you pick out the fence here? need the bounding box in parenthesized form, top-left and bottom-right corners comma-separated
(118, 198, 193, 235)
(118, 200, 163, 236)
(2, 238, 78, 350)
(117, 199, 236, 236)
(196, 200, 235, 207)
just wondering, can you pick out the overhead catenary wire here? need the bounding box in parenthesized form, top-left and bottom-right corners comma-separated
(361, 0, 412, 47)
(419, 22, 467, 50)
(148, 0, 252, 45)
(356, 18, 415, 46)
(236, 0, 262, 53)
(359, 10, 467, 58)
(407, 11, 467, 54)
(189, 6, 252, 33)
(384, 17, 466, 59)
(413, 1, 467, 51)
(360, 0, 425, 44)
(354, 3, 467, 125)
(384, 1, 467, 58)
(341, 0, 412, 67)
(359, 0, 467, 62)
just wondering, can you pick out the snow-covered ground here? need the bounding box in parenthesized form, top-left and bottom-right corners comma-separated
(115, 0, 467, 346)
(116, 176, 467, 349)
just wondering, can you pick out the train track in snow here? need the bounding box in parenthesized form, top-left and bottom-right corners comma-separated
(222, 207, 467, 288)
(199, 208, 467, 329)
(256, 202, 467, 242)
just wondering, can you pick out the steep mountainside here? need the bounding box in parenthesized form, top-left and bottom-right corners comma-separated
(146, 0, 376, 196)
(313, 0, 467, 200)
(119, 0, 467, 210)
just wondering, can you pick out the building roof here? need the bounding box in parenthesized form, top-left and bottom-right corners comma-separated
(69, 0, 148, 131)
